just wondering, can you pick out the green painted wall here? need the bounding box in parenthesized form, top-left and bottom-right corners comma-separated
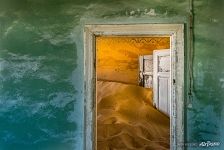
(0, 0, 223, 149)
(186, 0, 224, 149)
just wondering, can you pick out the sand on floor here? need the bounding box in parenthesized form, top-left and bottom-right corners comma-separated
(97, 80, 170, 150)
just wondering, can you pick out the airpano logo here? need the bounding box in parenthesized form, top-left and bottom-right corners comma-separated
(178, 141, 221, 147)
(199, 141, 220, 147)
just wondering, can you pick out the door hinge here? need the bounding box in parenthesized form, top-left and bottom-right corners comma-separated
(173, 79, 176, 84)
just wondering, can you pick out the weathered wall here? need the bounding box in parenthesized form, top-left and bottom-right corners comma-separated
(186, 0, 224, 149)
(96, 37, 170, 84)
(0, 0, 223, 150)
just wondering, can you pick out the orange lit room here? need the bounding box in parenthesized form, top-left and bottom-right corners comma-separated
(96, 36, 171, 150)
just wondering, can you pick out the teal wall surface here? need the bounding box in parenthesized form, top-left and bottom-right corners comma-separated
(0, 0, 223, 150)
(187, 1, 224, 150)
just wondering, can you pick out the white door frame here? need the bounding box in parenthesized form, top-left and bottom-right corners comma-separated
(84, 24, 184, 150)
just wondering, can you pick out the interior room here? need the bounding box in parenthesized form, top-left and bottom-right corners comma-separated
(96, 36, 171, 149)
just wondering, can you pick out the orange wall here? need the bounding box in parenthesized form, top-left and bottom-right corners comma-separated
(96, 36, 170, 85)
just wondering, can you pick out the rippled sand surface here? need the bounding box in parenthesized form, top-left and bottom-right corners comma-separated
(97, 81, 170, 150)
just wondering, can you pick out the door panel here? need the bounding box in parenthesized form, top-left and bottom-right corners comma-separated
(158, 77, 170, 115)
(158, 55, 170, 72)
(153, 49, 170, 116)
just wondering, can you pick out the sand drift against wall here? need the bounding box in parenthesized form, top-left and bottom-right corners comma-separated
(97, 81, 170, 150)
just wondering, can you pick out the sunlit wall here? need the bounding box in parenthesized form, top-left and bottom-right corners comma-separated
(96, 37, 170, 84)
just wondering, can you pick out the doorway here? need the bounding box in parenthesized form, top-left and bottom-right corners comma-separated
(84, 24, 184, 150)
(96, 36, 170, 149)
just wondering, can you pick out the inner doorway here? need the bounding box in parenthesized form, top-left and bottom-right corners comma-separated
(139, 49, 171, 116)
(96, 36, 171, 149)
(84, 24, 184, 150)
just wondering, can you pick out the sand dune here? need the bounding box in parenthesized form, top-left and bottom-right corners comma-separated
(97, 80, 170, 150)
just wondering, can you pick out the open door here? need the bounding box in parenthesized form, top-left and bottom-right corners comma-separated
(153, 49, 170, 116)
(139, 55, 153, 88)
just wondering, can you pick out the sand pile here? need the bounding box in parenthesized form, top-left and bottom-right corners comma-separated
(97, 80, 170, 150)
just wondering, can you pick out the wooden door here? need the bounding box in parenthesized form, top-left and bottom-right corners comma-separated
(153, 49, 170, 116)
(139, 55, 153, 88)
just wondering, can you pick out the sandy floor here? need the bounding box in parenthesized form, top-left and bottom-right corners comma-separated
(97, 80, 170, 150)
